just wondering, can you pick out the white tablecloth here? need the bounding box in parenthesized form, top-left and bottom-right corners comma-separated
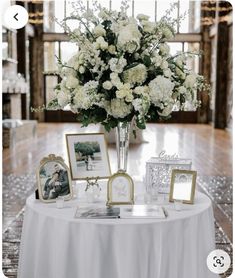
(18, 183, 218, 278)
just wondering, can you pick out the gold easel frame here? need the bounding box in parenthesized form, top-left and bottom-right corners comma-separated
(107, 171, 134, 206)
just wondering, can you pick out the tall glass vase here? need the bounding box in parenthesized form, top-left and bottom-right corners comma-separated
(116, 122, 131, 172)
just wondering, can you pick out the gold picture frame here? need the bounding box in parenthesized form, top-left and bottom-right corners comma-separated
(66, 133, 111, 180)
(169, 169, 197, 204)
(36, 154, 73, 203)
(107, 172, 134, 206)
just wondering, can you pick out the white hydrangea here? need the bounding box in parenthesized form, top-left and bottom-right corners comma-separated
(117, 23, 142, 53)
(149, 76, 174, 106)
(184, 74, 197, 88)
(83, 80, 99, 92)
(109, 57, 127, 73)
(109, 98, 132, 118)
(103, 81, 113, 90)
(93, 24, 106, 37)
(134, 86, 149, 95)
(73, 87, 92, 110)
(66, 76, 79, 89)
(123, 64, 147, 85)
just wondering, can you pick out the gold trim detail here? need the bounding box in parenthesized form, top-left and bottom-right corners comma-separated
(169, 169, 197, 204)
(36, 154, 73, 203)
(107, 171, 134, 206)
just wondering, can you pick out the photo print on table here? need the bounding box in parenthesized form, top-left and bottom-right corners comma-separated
(37, 154, 73, 203)
(66, 133, 111, 180)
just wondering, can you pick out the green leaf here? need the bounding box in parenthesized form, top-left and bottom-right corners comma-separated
(143, 55, 151, 67)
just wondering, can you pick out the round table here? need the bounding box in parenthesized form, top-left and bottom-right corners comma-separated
(18, 184, 218, 278)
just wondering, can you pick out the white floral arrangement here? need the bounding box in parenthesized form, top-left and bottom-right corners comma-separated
(47, 0, 209, 131)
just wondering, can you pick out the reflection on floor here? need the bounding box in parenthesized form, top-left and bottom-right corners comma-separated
(2, 174, 233, 277)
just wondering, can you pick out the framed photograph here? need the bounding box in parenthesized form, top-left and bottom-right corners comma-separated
(37, 154, 73, 203)
(107, 172, 134, 206)
(169, 169, 197, 204)
(66, 133, 111, 180)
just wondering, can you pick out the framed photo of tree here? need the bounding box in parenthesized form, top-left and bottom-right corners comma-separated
(66, 133, 111, 180)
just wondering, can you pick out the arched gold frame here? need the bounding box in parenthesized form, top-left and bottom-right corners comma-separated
(36, 154, 73, 203)
(107, 172, 134, 206)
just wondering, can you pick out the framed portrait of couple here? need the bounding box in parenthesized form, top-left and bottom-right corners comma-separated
(37, 154, 73, 203)
(66, 133, 111, 180)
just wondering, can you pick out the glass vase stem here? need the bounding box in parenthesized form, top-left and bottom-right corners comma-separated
(116, 122, 130, 172)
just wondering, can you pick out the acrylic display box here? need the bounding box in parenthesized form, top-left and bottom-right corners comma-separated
(145, 157, 192, 194)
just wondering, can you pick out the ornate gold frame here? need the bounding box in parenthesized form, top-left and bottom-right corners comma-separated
(36, 154, 73, 203)
(107, 171, 134, 206)
(65, 133, 111, 180)
(169, 169, 197, 204)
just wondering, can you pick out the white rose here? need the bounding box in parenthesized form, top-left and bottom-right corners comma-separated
(158, 103, 174, 117)
(175, 55, 185, 66)
(116, 84, 132, 99)
(160, 60, 168, 70)
(79, 66, 85, 74)
(66, 76, 79, 89)
(163, 69, 172, 78)
(117, 23, 141, 53)
(184, 74, 197, 88)
(137, 14, 150, 21)
(162, 27, 174, 39)
(103, 81, 113, 90)
(176, 68, 186, 79)
(96, 36, 108, 50)
(108, 45, 116, 55)
(159, 43, 170, 56)
(142, 21, 156, 33)
(93, 24, 106, 37)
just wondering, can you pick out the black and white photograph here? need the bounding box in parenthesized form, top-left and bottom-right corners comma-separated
(66, 133, 111, 180)
(37, 154, 72, 202)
